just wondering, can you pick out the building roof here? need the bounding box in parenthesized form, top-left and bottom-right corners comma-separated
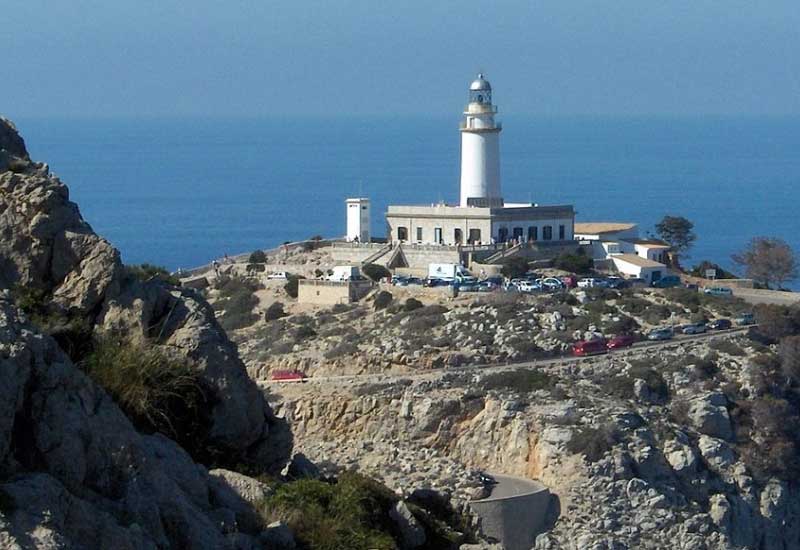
(622, 238, 670, 249)
(574, 222, 637, 235)
(469, 74, 491, 91)
(611, 254, 665, 268)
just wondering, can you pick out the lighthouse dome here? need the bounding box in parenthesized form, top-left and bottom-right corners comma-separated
(469, 74, 492, 91)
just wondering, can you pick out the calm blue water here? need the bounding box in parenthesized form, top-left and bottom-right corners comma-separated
(16, 116, 800, 286)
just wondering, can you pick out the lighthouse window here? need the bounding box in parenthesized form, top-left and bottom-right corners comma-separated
(543, 226, 553, 241)
(416, 227, 423, 242)
(559, 225, 565, 240)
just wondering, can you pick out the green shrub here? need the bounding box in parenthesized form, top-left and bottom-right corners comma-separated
(567, 423, 621, 462)
(554, 251, 593, 274)
(480, 369, 556, 394)
(617, 295, 652, 316)
(81, 340, 210, 455)
(709, 338, 745, 356)
(261, 473, 398, 550)
(642, 304, 671, 325)
(500, 257, 529, 279)
(124, 263, 180, 286)
(662, 288, 701, 311)
(404, 298, 423, 312)
(265, 302, 287, 321)
(753, 304, 800, 343)
(603, 315, 639, 335)
(284, 275, 306, 299)
(603, 360, 669, 402)
(214, 276, 260, 331)
(248, 250, 267, 264)
(362, 263, 391, 282)
(584, 300, 616, 316)
(324, 342, 359, 359)
(374, 290, 393, 310)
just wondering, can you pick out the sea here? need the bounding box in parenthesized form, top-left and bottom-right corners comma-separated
(15, 115, 800, 288)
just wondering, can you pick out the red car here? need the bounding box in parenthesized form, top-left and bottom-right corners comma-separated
(572, 338, 608, 357)
(607, 334, 636, 350)
(270, 369, 308, 382)
(560, 275, 578, 289)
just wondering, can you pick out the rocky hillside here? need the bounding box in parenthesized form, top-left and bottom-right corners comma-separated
(0, 117, 293, 548)
(271, 325, 800, 549)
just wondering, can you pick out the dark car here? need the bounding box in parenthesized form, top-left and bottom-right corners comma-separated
(652, 276, 682, 288)
(607, 334, 636, 349)
(708, 318, 732, 330)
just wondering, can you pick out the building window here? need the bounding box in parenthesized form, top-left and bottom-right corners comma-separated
(528, 226, 538, 241)
(434, 227, 443, 244)
(559, 225, 565, 240)
(512, 227, 523, 240)
(416, 227, 423, 242)
(543, 226, 553, 241)
(397, 227, 408, 241)
(468, 228, 481, 244)
(498, 227, 509, 242)
(454, 228, 463, 244)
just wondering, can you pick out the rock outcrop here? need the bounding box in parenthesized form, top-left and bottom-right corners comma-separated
(0, 117, 289, 471)
(0, 118, 292, 547)
(0, 294, 274, 549)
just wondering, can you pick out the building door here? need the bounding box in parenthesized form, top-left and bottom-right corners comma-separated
(454, 228, 463, 244)
(434, 227, 442, 244)
(528, 226, 538, 241)
(498, 227, 509, 242)
(513, 227, 523, 241)
(468, 229, 481, 244)
(397, 227, 408, 242)
(651, 270, 662, 282)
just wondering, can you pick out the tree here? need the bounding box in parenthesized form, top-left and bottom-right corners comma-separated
(500, 257, 530, 279)
(248, 250, 267, 264)
(655, 216, 696, 267)
(554, 250, 593, 274)
(362, 263, 391, 282)
(732, 237, 798, 289)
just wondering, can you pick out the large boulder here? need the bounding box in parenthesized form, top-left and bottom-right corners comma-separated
(0, 117, 290, 471)
(688, 392, 733, 441)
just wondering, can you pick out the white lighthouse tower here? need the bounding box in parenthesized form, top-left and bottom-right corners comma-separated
(459, 73, 503, 207)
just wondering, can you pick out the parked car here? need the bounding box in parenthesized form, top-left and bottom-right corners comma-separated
(734, 313, 755, 326)
(266, 271, 289, 280)
(652, 276, 682, 288)
(647, 327, 674, 341)
(577, 278, 601, 288)
(406, 277, 424, 286)
(516, 280, 541, 293)
(708, 318, 732, 330)
(457, 282, 481, 292)
(606, 276, 626, 289)
(682, 322, 707, 335)
(573, 338, 609, 357)
(270, 369, 307, 382)
(392, 275, 409, 286)
(560, 275, 578, 289)
(703, 287, 733, 297)
(538, 277, 565, 291)
(607, 334, 637, 349)
(626, 277, 648, 288)
(476, 281, 496, 292)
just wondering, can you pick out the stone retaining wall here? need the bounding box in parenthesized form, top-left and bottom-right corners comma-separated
(469, 474, 553, 550)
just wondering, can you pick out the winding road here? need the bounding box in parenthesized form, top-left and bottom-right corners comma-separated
(260, 326, 752, 389)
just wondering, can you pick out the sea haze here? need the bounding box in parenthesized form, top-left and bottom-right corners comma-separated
(16, 115, 800, 286)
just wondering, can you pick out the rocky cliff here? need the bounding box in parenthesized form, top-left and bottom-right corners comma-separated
(0, 118, 291, 548)
(272, 333, 800, 550)
(0, 117, 289, 470)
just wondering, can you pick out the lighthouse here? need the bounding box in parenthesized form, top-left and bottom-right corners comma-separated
(459, 73, 503, 208)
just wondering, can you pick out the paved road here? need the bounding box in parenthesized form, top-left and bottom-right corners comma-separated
(732, 288, 800, 306)
(262, 327, 751, 389)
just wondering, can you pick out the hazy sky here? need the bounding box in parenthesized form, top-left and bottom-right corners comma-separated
(4, 0, 799, 117)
